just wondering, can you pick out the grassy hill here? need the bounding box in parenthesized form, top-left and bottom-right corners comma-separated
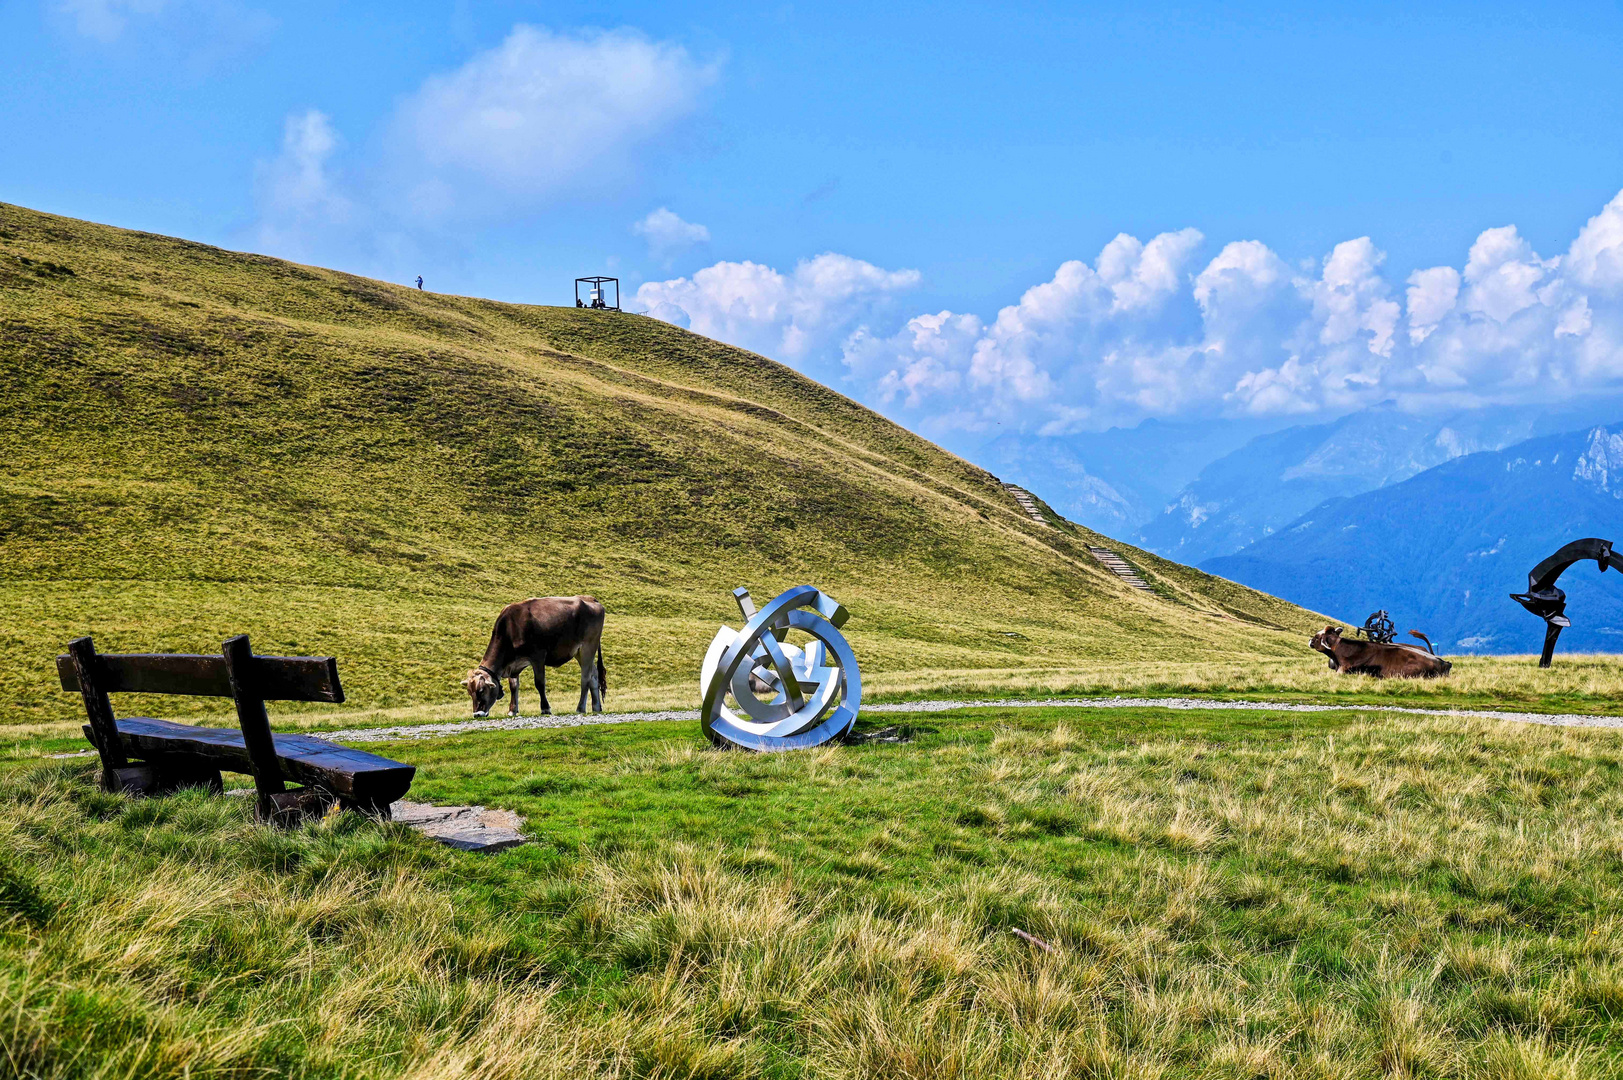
(0, 201, 1319, 726)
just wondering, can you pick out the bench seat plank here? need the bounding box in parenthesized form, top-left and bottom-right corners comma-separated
(98, 717, 414, 806)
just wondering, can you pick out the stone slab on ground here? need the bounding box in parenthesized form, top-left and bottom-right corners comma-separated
(390, 800, 527, 853)
(223, 788, 527, 852)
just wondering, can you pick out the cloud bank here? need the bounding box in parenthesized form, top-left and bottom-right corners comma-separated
(641, 188, 1623, 436)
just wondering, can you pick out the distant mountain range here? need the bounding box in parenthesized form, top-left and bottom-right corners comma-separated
(985, 396, 1623, 568)
(1135, 401, 1623, 564)
(1202, 424, 1623, 654)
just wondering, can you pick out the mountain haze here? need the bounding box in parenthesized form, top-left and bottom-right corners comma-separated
(977, 417, 1282, 536)
(0, 202, 1319, 724)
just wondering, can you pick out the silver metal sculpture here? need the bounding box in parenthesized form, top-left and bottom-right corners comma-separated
(700, 586, 861, 751)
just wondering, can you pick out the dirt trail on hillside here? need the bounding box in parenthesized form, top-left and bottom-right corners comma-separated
(325, 697, 1623, 744)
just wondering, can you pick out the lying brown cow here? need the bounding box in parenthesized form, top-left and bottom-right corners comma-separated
(1309, 625, 1452, 678)
(461, 596, 607, 716)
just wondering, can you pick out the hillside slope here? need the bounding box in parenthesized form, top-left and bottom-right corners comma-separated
(0, 202, 1319, 724)
(1203, 425, 1623, 653)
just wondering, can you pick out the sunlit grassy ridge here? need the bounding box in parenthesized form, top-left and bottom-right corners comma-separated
(0, 201, 1320, 725)
(4, 705, 1622, 1077)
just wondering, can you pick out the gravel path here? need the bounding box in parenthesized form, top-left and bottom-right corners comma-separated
(324, 696, 1623, 744)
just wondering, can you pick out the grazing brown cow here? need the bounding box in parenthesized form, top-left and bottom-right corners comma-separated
(1309, 625, 1452, 678)
(461, 596, 607, 717)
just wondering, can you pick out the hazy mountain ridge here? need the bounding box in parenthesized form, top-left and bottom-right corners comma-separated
(1202, 424, 1623, 654)
(987, 398, 1623, 566)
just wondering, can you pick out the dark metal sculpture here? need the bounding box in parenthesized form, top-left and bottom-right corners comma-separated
(1509, 537, 1616, 667)
(1359, 610, 1396, 644)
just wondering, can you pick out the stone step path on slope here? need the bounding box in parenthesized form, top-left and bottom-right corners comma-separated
(1087, 545, 1153, 591)
(1002, 484, 1151, 591)
(1003, 484, 1049, 526)
(322, 695, 1623, 745)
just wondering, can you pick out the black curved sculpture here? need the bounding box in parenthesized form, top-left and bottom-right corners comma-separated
(1360, 610, 1396, 644)
(1509, 537, 1616, 667)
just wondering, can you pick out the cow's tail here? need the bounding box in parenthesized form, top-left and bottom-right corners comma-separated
(596, 646, 608, 700)
(1409, 630, 1437, 655)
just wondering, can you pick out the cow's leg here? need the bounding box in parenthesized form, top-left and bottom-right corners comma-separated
(589, 641, 603, 712)
(574, 642, 604, 714)
(508, 676, 520, 716)
(578, 643, 603, 713)
(537, 665, 550, 715)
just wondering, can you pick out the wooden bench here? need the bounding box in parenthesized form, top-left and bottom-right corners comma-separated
(57, 634, 414, 821)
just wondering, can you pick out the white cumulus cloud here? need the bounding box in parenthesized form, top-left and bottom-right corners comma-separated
(1405, 266, 1460, 344)
(643, 187, 1623, 438)
(244, 23, 716, 267)
(1566, 189, 1623, 293)
(391, 25, 718, 218)
(632, 207, 709, 261)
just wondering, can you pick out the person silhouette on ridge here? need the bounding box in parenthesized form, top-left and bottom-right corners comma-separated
(415, 275, 423, 290)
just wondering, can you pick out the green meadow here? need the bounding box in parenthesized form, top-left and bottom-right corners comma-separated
(5, 705, 1623, 1078)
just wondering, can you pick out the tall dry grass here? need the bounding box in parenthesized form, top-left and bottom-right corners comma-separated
(4, 706, 1623, 1077)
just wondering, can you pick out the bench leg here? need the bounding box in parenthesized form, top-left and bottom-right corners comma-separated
(84, 726, 225, 797)
(69, 637, 128, 786)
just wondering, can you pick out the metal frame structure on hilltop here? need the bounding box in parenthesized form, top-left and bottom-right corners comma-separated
(574, 277, 621, 311)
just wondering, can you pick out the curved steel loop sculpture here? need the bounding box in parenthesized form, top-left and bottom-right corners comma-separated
(700, 586, 861, 751)
(1509, 537, 1615, 667)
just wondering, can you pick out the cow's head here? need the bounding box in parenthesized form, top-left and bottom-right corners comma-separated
(461, 668, 503, 716)
(1309, 626, 1344, 667)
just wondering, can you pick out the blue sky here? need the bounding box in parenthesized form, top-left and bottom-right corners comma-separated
(7, 0, 1623, 452)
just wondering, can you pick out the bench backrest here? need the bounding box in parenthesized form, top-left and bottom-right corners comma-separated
(59, 634, 345, 817)
(56, 651, 343, 702)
